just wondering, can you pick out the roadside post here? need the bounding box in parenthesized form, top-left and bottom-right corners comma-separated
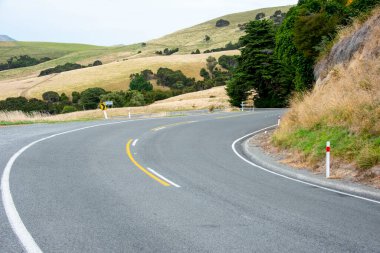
(277, 116, 281, 126)
(99, 102, 108, 119)
(326, 141, 330, 178)
(129, 108, 131, 119)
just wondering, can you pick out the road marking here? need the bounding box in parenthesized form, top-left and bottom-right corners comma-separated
(126, 139, 170, 186)
(216, 113, 253, 119)
(147, 168, 181, 188)
(132, 139, 138, 146)
(151, 121, 197, 131)
(231, 125, 380, 205)
(1, 119, 140, 253)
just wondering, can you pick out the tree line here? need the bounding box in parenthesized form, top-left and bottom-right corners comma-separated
(227, 0, 379, 108)
(0, 54, 237, 114)
(0, 55, 51, 71)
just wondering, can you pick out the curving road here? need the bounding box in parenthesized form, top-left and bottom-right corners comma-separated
(1, 110, 379, 252)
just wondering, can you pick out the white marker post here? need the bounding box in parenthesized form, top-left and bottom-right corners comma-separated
(277, 116, 281, 126)
(326, 141, 330, 178)
(128, 108, 131, 119)
(103, 110, 108, 120)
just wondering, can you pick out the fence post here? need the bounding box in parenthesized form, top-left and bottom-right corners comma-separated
(326, 141, 330, 178)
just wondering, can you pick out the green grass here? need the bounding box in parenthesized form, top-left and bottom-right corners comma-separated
(273, 126, 380, 169)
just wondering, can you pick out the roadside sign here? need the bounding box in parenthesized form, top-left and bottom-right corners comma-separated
(105, 101, 113, 106)
(99, 102, 106, 111)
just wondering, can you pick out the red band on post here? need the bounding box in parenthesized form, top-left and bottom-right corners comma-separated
(326, 147, 330, 152)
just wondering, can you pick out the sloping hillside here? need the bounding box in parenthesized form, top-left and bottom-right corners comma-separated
(0, 86, 230, 124)
(273, 8, 380, 185)
(148, 6, 291, 53)
(0, 5, 291, 82)
(0, 35, 15, 41)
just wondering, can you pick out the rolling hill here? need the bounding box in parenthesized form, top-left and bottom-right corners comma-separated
(0, 5, 292, 100)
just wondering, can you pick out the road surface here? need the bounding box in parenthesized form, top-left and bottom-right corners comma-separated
(1, 110, 379, 252)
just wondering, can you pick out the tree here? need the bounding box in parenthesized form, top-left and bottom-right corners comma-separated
(72, 91, 81, 104)
(60, 93, 69, 103)
(227, 20, 292, 107)
(99, 91, 126, 107)
(80, 87, 106, 109)
(218, 55, 238, 71)
(129, 74, 153, 91)
(93, 60, 102, 66)
(206, 56, 217, 78)
(126, 91, 145, 106)
(61, 105, 77, 114)
(204, 35, 210, 42)
(42, 91, 60, 103)
(200, 68, 210, 80)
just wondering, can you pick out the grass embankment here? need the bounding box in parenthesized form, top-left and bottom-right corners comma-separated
(0, 86, 231, 125)
(273, 11, 380, 173)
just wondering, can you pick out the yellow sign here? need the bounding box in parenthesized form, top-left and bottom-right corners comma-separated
(99, 102, 106, 110)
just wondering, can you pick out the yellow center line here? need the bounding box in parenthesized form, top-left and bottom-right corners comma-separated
(126, 139, 171, 186)
(216, 113, 252, 119)
(151, 121, 197, 131)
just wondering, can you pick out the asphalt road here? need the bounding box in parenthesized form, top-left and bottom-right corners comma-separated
(1, 110, 379, 252)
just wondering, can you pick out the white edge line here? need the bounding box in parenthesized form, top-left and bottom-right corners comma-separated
(1, 118, 159, 253)
(231, 125, 380, 205)
(153, 127, 166, 131)
(147, 167, 181, 188)
(132, 139, 138, 147)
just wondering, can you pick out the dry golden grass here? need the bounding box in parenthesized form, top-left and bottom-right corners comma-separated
(0, 86, 231, 124)
(277, 9, 380, 136)
(0, 51, 238, 100)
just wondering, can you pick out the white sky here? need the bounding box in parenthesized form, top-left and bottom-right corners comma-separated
(0, 0, 298, 46)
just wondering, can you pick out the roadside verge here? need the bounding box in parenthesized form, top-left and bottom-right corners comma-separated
(233, 126, 380, 203)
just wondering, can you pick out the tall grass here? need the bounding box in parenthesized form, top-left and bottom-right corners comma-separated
(273, 10, 380, 170)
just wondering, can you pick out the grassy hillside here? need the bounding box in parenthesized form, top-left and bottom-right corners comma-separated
(0, 86, 231, 124)
(0, 5, 291, 99)
(273, 9, 380, 182)
(0, 5, 291, 80)
(148, 6, 291, 53)
(0, 50, 238, 99)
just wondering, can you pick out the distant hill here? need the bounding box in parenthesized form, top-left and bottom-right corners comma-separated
(0, 5, 293, 99)
(0, 35, 16, 41)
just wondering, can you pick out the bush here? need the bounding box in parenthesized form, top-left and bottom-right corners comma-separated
(93, 60, 102, 66)
(61, 105, 77, 114)
(218, 55, 238, 70)
(216, 19, 230, 27)
(204, 35, 210, 42)
(100, 91, 126, 107)
(39, 63, 83, 76)
(129, 74, 153, 91)
(255, 12, 265, 20)
(0, 55, 51, 71)
(80, 87, 107, 109)
(71, 91, 81, 103)
(42, 91, 60, 103)
(156, 67, 194, 88)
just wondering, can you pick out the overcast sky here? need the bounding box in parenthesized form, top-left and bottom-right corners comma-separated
(0, 0, 297, 46)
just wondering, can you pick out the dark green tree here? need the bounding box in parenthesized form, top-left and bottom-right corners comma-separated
(71, 91, 81, 103)
(129, 74, 153, 91)
(42, 91, 60, 103)
(80, 87, 106, 109)
(227, 20, 292, 107)
(200, 68, 210, 80)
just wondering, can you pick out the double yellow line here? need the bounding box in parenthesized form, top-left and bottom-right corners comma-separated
(126, 139, 171, 186)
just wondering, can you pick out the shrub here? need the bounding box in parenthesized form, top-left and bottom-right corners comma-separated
(204, 35, 211, 42)
(216, 19, 230, 27)
(93, 60, 102, 66)
(255, 12, 265, 20)
(129, 74, 153, 91)
(61, 105, 77, 114)
(39, 63, 83, 76)
(71, 91, 81, 103)
(218, 55, 238, 71)
(80, 87, 107, 109)
(42, 91, 60, 103)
